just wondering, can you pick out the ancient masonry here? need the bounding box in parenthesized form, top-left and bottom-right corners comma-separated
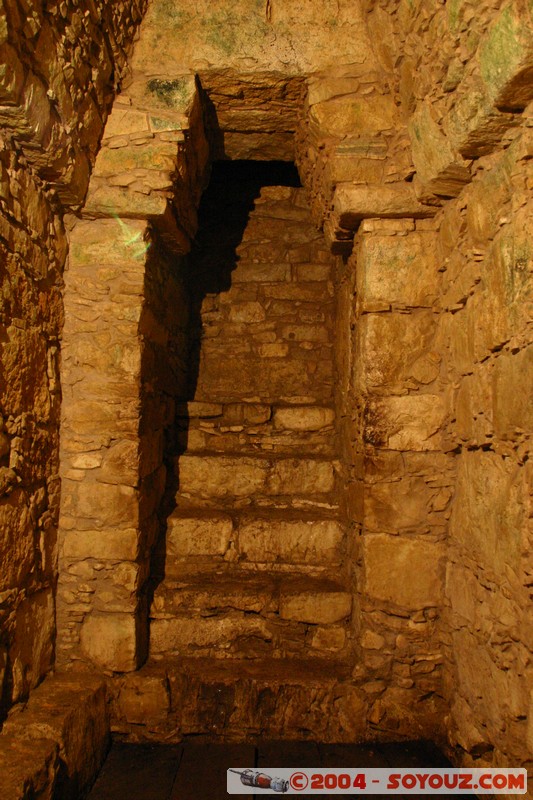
(0, 0, 532, 798)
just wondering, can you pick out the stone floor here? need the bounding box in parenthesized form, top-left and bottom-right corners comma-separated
(86, 739, 461, 799)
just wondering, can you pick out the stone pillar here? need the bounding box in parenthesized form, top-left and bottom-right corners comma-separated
(56, 73, 208, 672)
(57, 217, 153, 671)
(352, 219, 453, 736)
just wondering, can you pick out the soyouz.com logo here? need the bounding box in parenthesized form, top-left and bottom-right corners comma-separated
(227, 767, 528, 794)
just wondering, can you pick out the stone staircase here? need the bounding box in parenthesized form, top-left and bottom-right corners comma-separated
(141, 166, 352, 739)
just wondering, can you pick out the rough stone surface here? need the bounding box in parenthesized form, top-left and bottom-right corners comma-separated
(0, 673, 110, 800)
(0, 0, 531, 785)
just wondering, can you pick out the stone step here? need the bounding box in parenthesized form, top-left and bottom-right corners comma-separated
(150, 611, 351, 661)
(176, 401, 336, 457)
(162, 510, 347, 573)
(112, 657, 357, 743)
(175, 454, 339, 508)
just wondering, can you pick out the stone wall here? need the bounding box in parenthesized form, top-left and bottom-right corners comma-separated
(335, 216, 453, 742)
(0, 0, 147, 719)
(359, 0, 533, 773)
(438, 123, 532, 772)
(56, 73, 209, 672)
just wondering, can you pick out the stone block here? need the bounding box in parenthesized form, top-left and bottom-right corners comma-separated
(93, 140, 177, 177)
(273, 406, 335, 431)
(80, 612, 140, 672)
(238, 518, 344, 566)
(408, 101, 471, 197)
(61, 480, 139, 529)
(10, 590, 54, 704)
(232, 262, 291, 283)
(166, 513, 233, 560)
(446, 80, 517, 158)
(365, 395, 446, 451)
(365, 477, 437, 533)
(453, 628, 528, 733)
(492, 347, 533, 438)
(279, 590, 351, 624)
(68, 218, 149, 269)
(97, 439, 139, 486)
(360, 311, 438, 390)
(0, 735, 58, 800)
(310, 93, 398, 137)
(177, 455, 267, 498)
(60, 529, 140, 562)
(450, 450, 528, 577)
(333, 183, 435, 229)
(0, 43, 26, 105)
(310, 627, 347, 652)
(150, 615, 271, 654)
(363, 535, 445, 609)
(357, 231, 440, 310)
(2, 674, 109, 800)
(267, 458, 335, 496)
(102, 107, 150, 140)
(117, 674, 170, 726)
(479, 2, 533, 109)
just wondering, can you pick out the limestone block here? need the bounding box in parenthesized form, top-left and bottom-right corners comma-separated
(228, 301, 266, 323)
(363, 535, 445, 609)
(166, 513, 233, 559)
(102, 108, 150, 140)
(479, 2, 533, 109)
(310, 627, 347, 652)
(232, 261, 291, 283)
(408, 101, 471, 196)
(357, 231, 440, 310)
(445, 80, 518, 158)
(80, 612, 140, 672)
(61, 480, 139, 529)
(97, 439, 139, 486)
(273, 406, 335, 431)
(474, 210, 533, 358)
(334, 687, 368, 738)
(333, 183, 435, 230)
(177, 455, 267, 498)
(60, 529, 140, 562)
(0, 735, 58, 800)
(268, 458, 335, 496)
(446, 563, 480, 626)
(279, 590, 351, 624)
(238, 518, 344, 566)
(0, 43, 26, 105)
(178, 402, 223, 418)
(365, 477, 438, 533)
(117, 674, 170, 726)
(365, 395, 446, 451)
(281, 324, 329, 342)
(450, 450, 528, 577)
(150, 615, 271, 654)
(258, 343, 289, 358)
(93, 140, 177, 177)
(492, 347, 533, 438)
(83, 181, 169, 220)
(453, 629, 528, 731)
(2, 326, 50, 418)
(0, 502, 34, 590)
(360, 311, 438, 390)
(3, 674, 109, 800)
(310, 93, 398, 137)
(10, 590, 54, 704)
(68, 217, 149, 268)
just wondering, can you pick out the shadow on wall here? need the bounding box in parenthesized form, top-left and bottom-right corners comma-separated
(146, 160, 301, 604)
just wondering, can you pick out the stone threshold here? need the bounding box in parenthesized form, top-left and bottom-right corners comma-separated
(0, 673, 109, 800)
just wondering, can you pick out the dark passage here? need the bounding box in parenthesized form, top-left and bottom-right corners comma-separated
(86, 740, 465, 800)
